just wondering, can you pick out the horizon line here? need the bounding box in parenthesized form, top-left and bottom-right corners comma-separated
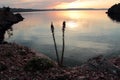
(0, 7, 108, 10)
(35, 8, 108, 11)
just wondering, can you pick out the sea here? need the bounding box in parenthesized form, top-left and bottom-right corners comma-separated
(7, 10, 120, 66)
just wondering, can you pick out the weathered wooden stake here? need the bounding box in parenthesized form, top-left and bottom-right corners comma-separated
(61, 21, 66, 65)
(51, 22, 60, 65)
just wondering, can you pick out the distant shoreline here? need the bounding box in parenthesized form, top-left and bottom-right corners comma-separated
(13, 8, 108, 12)
(0, 7, 108, 12)
(35, 9, 107, 11)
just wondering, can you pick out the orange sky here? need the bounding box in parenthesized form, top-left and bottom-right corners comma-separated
(0, 0, 119, 9)
(53, 0, 120, 9)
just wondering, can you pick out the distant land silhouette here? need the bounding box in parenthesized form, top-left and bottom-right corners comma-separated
(107, 3, 120, 14)
(0, 8, 107, 12)
(0, 7, 23, 43)
(106, 3, 120, 22)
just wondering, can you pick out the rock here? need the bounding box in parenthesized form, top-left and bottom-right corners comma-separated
(87, 55, 120, 76)
(0, 43, 120, 80)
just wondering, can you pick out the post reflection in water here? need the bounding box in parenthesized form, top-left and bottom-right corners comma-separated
(8, 11, 120, 66)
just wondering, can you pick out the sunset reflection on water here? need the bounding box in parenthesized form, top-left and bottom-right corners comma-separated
(8, 10, 120, 66)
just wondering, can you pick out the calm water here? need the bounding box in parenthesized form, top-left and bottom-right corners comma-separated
(7, 10, 120, 66)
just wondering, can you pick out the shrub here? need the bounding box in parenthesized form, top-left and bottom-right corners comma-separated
(24, 57, 54, 72)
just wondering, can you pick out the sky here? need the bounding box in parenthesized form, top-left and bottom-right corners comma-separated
(0, 0, 119, 9)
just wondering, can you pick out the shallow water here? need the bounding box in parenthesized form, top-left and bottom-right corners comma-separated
(7, 10, 120, 66)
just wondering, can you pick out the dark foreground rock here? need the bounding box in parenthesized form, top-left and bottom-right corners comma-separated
(0, 43, 56, 80)
(0, 43, 120, 80)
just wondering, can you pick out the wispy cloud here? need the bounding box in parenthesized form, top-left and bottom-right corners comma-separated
(0, 0, 119, 9)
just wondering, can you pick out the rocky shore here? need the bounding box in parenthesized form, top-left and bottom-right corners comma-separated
(0, 43, 120, 80)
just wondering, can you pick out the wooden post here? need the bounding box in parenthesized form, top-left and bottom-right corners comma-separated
(51, 22, 60, 65)
(61, 21, 66, 65)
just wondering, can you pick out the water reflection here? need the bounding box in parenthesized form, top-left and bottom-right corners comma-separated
(67, 21, 78, 29)
(107, 13, 120, 22)
(8, 11, 120, 66)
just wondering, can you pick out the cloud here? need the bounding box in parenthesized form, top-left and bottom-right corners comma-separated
(0, 0, 77, 8)
(0, 0, 120, 9)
